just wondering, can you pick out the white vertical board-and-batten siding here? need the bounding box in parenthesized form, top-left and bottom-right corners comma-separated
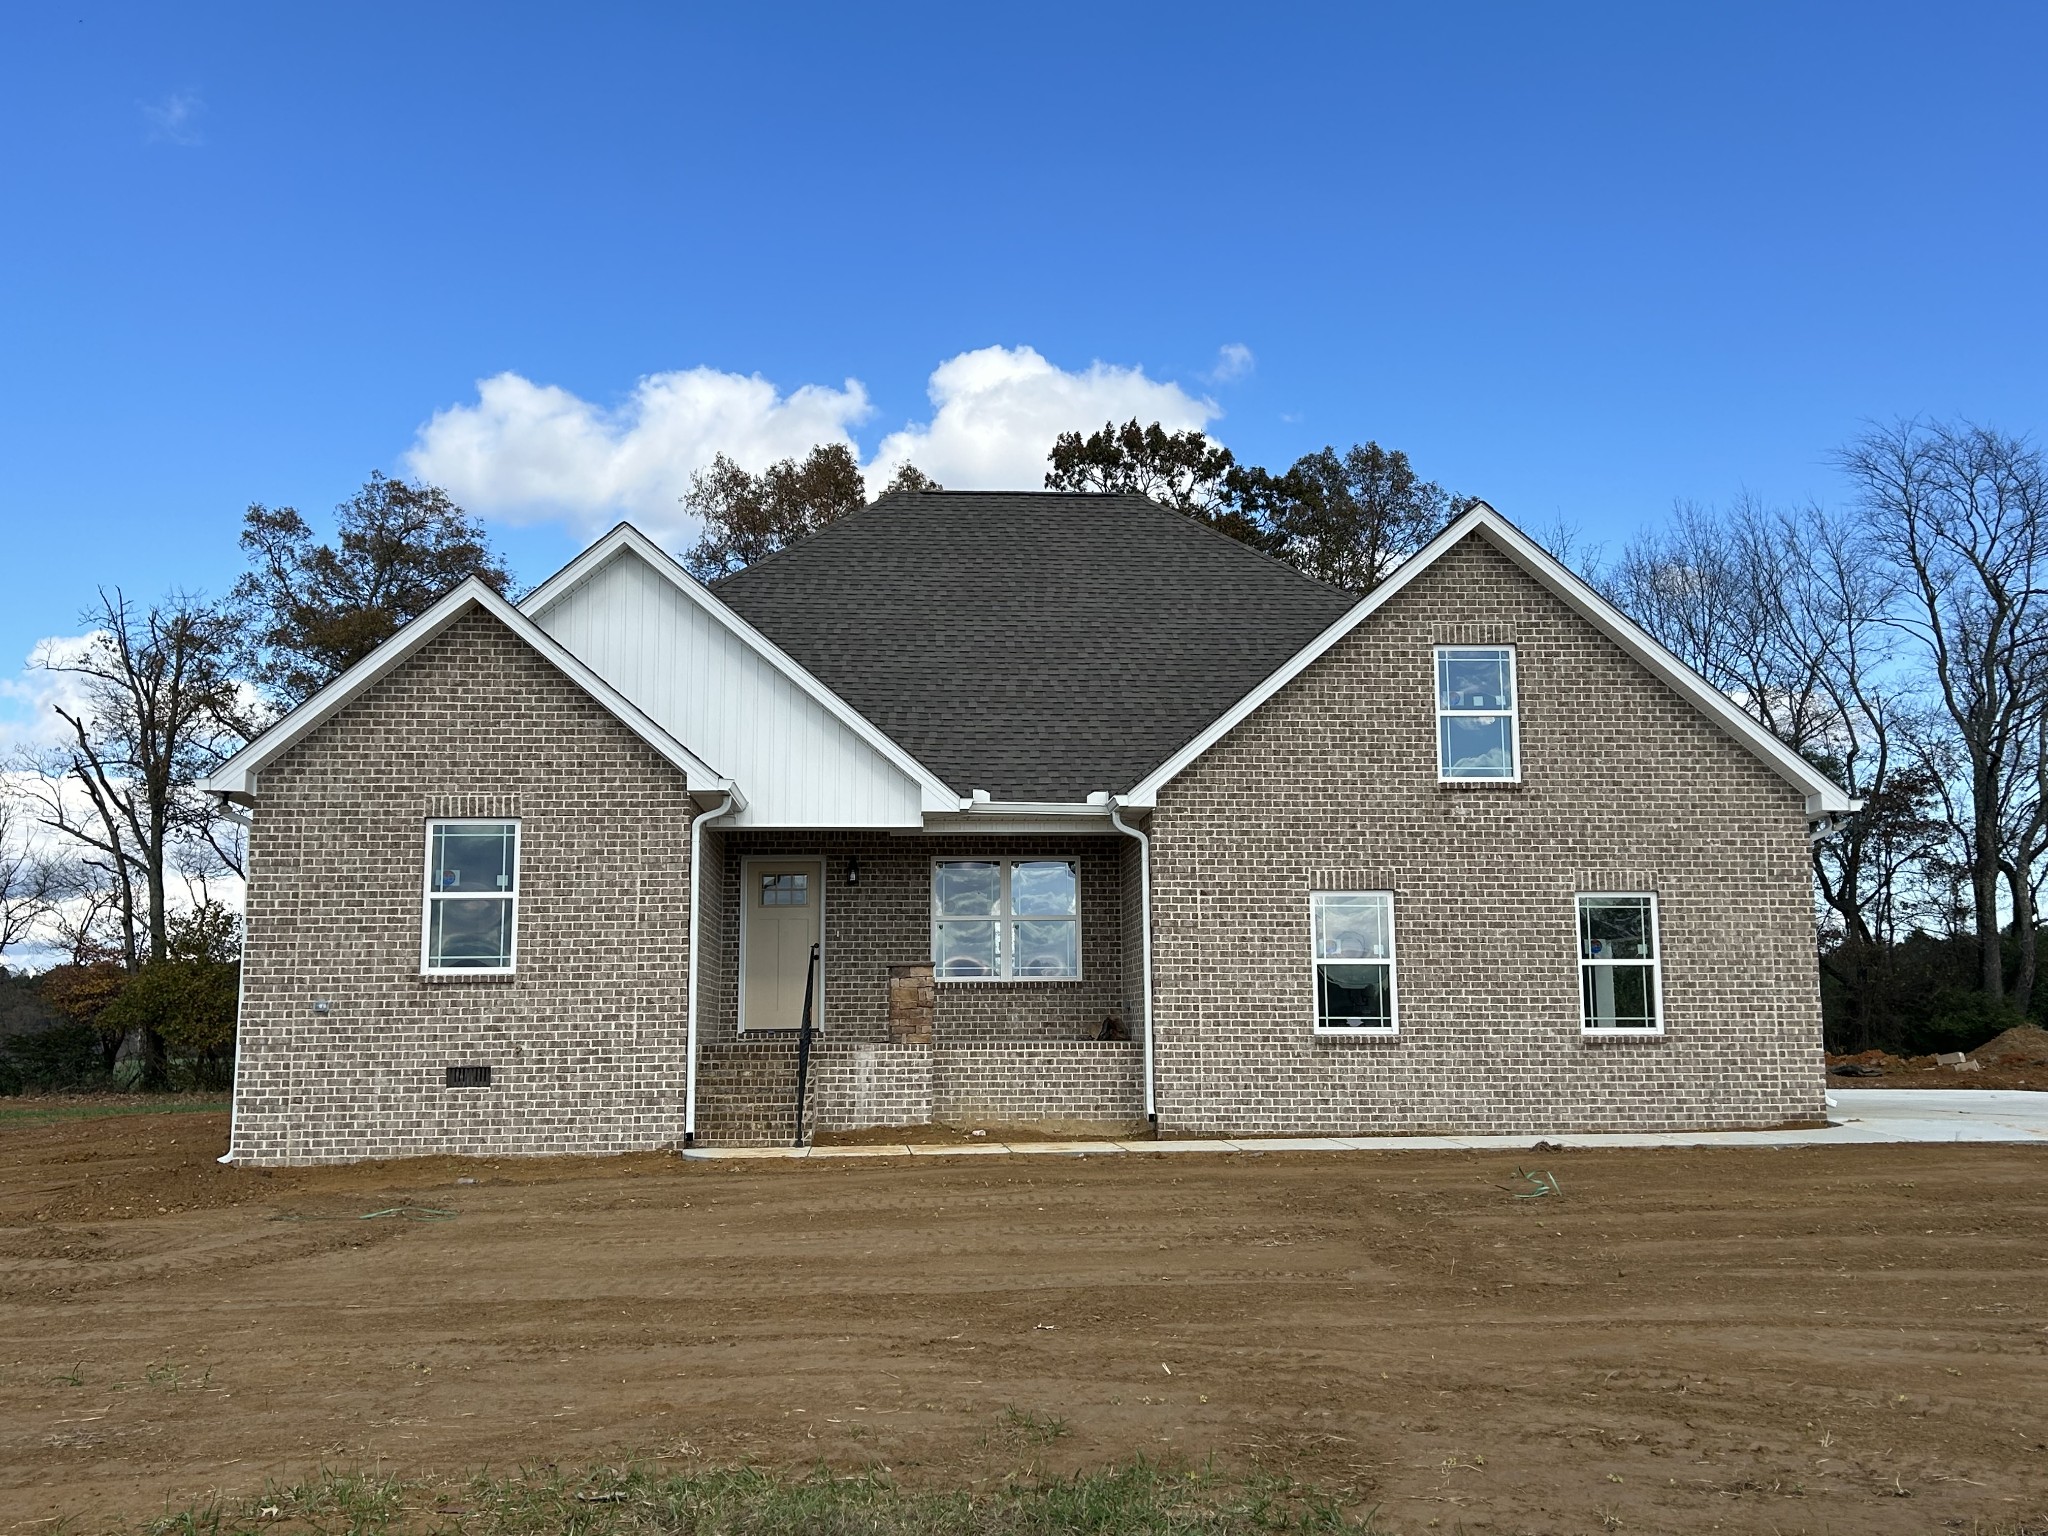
(533, 550, 926, 827)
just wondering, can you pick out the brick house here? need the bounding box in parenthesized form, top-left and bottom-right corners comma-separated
(206, 493, 1852, 1163)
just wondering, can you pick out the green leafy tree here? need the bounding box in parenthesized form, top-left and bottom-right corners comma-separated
(1044, 420, 1264, 542)
(682, 444, 870, 578)
(879, 463, 942, 496)
(235, 473, 512, 705)
(98, 903, 241, 1080)
(1245, 443, 1477, 593)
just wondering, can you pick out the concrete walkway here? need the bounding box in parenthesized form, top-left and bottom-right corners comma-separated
(680, 1089, 2048, 1160)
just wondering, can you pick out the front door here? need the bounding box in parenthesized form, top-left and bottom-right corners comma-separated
(740, 858, 824, 1034)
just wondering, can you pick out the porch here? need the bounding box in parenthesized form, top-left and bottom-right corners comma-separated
(689, 828, 1149, 1147)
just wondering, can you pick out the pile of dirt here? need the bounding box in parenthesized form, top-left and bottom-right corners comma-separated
(1973, 1023, 2048, 1066)
(1827, 1042, 2048, 1091)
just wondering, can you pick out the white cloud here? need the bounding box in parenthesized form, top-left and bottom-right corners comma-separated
(406, 369, 873, 543)
(1205, 342, 1255, 383)
(865, 345, 1216, 491)
(405, 346, 1220, 544)
(0, 634, 101, 757)
(141, 92, 204, 146)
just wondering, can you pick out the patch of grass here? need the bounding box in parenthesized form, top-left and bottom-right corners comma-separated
(141, 1459, 1386, 1535)
(0, 1097, 228, 1129)
(998, 1404, 1073, 1446)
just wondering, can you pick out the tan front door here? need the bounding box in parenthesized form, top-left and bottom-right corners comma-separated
(741, 859, 824, 1034)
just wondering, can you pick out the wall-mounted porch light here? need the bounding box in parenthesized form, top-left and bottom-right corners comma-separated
(845, 856, 861, 887)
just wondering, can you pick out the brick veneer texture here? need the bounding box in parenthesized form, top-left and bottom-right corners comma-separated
(932, 1043, 1144, 1128)
(227, 607, 698, 1165)
(1146, 535, 1829, 1136)
(812, 1045, 934, 1132)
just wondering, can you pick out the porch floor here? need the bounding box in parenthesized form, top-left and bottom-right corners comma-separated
(682, 1088, 2048, 1158)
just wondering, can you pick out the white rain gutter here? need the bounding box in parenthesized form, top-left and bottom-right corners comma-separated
(1107, 797, 1157, 1128)
(683, 790, 735, 1147)
(215, 797, 253, 1164)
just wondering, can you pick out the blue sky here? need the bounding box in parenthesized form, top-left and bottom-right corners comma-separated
(2, 1, 2045, 741)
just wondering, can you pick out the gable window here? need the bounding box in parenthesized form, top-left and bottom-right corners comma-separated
(932, 858, 1080, 980)
(1436, 645, 1520, 781)
(422, 819, 520, 974)
(1578, 893, 1661, 1033)
(1311, 891, 1397, 1032)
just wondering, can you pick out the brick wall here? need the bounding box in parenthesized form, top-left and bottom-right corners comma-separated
(933, 1043, 1145, 1129)
(227, 607, 700, 1165)
(1147, 535, 1829, 1136)
(813, 1045, 934, 1132)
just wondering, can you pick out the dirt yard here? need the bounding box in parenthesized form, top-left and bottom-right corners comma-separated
(2, 1109, 2045, 1535)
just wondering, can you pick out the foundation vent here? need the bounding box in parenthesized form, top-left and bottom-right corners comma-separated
(445, 1064, 494, 1089)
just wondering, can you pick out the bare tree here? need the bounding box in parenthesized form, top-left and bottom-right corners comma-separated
(1605, 495, 1945, 1046)
(20, 591, 253, 1080)
(0, 798, 60, 963)
(1839, 420, 2048, 1002)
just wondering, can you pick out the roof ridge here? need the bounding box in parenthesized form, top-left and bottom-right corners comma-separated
(1107, 491, 1360, 603)
(717, 488, 1362, 605)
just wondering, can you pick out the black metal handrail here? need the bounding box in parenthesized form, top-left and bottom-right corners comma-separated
(791, 941, 820, 1147)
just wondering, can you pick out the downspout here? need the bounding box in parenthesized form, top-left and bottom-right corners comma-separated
(683, 790, 734, 1147)
(1107, 797, 1157, 1129)
(215, 797, 254, 1165)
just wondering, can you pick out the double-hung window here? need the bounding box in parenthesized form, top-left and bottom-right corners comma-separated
(931, 858, 1080, 980)
(1578, 893, 1661, 1033)
(1436, 645, 1520, 781)
(1311, 891, 1397, 1032)
(422, 819, 520, 974)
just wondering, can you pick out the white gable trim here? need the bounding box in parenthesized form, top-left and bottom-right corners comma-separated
(1124, 503, 1855, 817)
(521, 524, 959, 812)
(205, 578, 737, 802)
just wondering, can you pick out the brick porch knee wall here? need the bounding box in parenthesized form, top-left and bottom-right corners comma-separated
(933, 1042, 1144, 1127)
(228, 608, 697, 1166)
(1148, 537, 1829, 1137)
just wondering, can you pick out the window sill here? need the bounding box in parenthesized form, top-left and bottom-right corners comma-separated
(1581, 1027, 1664, 1040)
(1436, 777, 1526, 790)
(1314, 1026, 1399, 1040)
(421, 970, 517, 985)
(936, 977, 1086, 989)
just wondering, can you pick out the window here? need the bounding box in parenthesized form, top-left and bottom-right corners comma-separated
(759, 872, 809, 906)
(1436, 645, 1519, 781)
(932, 858, 1080, 980)
(422, 819, 519, 974)
(1578, 893, 1661, 1033)
(1311, 891, 1397, 1032)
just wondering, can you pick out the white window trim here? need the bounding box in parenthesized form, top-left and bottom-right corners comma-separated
(1577, 890, 1664, 1037)
(929, 856, 1084, 983)
(420, 818, 521, 977)
(1435, 643, 1523, 785)
(1309, 890, 1399, 1036)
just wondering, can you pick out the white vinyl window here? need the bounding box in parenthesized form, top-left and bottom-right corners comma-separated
(1436, 645, 1520, 781)
(1311, 891, 1398, 1033)
(1578, 893, 1662, 1033)
(931, 858, 1080, 981)
(422, 819, 520, 974)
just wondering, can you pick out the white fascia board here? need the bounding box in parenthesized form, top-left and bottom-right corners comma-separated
(903, 811, 1119, 837)
(1125, 504, 1854, 818)
(910, 801, 1118, 835)
(204, 578, 740, 804)
(522, 523, 960, 812)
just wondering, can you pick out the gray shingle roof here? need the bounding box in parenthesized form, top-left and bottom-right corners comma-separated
(713, 491, 1360, 801)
